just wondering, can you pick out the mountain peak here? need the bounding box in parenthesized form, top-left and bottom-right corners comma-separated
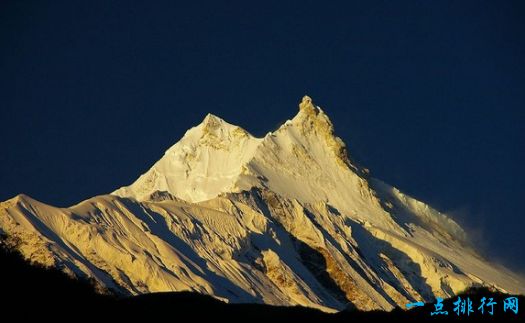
(297, 95, 324, 120)
(299, 95, 315, 112)
(114, 96, 356, 202)
(8, 95, 523, 312)
(201, 113, 227, 130)
(203, 112, 220, 121)
(195, 113, 253, 142)
(293, 95, 331, 128)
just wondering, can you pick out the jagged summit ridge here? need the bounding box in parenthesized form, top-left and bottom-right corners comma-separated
(112, 96, 467, 236)
(1, 95, 524, 313)
(114, 96, 389, 229)
(113, 109, 261, 202)
(113, 95, 354, 204)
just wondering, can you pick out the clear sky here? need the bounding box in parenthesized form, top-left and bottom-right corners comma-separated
(1, 1, 524, 272)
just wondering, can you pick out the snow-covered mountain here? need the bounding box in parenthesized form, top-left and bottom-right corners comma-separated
(1, 96, 523, 312)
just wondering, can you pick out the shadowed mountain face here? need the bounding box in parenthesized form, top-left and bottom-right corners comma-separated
(2, 239, 523, 322)
(1, 97, 524, 313)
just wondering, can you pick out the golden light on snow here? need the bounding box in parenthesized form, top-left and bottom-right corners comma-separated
(1, 97, 523, 312)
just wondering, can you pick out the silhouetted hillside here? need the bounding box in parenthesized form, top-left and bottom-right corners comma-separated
(0, 235, 114, 309)
(1, 236, 522, 322)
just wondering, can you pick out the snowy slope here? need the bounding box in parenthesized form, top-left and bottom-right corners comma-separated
(113, 113, 262, 202)
(1, 96, 524, 312)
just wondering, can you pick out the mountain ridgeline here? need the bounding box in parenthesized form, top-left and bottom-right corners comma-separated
(2, 236, 522, 321)
(1, 96, 523, 313)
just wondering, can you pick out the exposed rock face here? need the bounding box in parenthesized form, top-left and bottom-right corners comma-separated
(1, 96, 524, 312)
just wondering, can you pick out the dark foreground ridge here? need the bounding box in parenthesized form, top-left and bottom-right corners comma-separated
(1, 237, 522, 322)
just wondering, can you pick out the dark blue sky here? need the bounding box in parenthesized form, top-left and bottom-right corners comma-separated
(1, 1, 524, 271)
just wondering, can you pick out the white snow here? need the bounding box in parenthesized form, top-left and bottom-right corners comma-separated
(1, 95, 523, 312)
(113, 113, 262, 202)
